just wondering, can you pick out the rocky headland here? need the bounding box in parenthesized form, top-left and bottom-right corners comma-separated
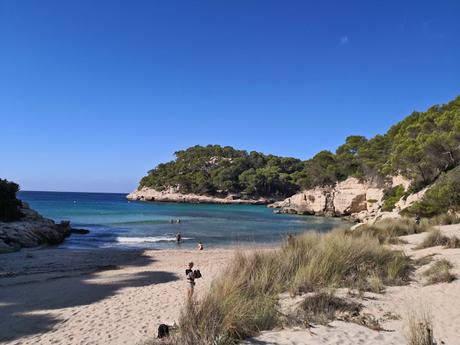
(0, 202, 85, 254)
(127, 187, 274, 205)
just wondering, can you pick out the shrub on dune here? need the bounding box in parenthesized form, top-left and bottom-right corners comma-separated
(348, 218, 431, 244)
(422, 259, 456, 285)
(416, 229, 460, 249)
(425, 213, 460, 226)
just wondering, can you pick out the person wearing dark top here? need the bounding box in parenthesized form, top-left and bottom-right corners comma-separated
(186, 262, 195, 298)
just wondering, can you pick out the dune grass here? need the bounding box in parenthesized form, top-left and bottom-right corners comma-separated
(405, 308, 433, 345)
(416, 229, 460, 250)
(171, 229, 412, 345)
(297, 292, 361, 325)
(348, 218, 431, 245)
(423, 213, 460, 226)
(422, 259, 456, 285)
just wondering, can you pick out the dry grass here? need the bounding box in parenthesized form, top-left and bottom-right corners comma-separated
(416, 229, 460, 250)
(405, 308, 434, 345)
(169, 229, 413, 345)
(289, 231, 412, 293)
(422, 259, 456, 285)
(423, 213, 460, 226)
(297, 292, 361, 325)
(348, 218, 431, 245)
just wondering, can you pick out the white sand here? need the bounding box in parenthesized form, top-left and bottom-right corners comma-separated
(1, 225, 460, 345)
(0, 247, 244, 345)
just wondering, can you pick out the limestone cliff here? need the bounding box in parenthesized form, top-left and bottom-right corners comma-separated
(269, 176, 426, 223)
(127, 187, 273, 205)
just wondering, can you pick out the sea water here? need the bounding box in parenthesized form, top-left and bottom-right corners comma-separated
(18, 191, 347, 250)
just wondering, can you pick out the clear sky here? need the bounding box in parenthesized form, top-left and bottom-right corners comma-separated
(1, 1, 459, 193)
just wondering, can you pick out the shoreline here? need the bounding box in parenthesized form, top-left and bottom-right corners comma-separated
(127, 187, 278, 205)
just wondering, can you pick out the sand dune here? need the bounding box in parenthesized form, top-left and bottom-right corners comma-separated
(243, 224, 460, 345)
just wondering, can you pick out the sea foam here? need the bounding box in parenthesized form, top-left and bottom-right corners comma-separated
(116, 236, 193, 244)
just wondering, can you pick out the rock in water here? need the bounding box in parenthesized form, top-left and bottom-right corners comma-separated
(0, 206, 72, 254)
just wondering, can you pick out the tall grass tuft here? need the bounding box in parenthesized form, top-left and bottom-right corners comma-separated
(416, 229, 460, 250)
(424, 213, 460, 226)
(289, 231, 412, 293)
(422, 259, 456, 285)
(172, 229, 413, 345)
(297, 292, 361, 325)
(405, 308, 434, 345)
(348, 218, 431, 244)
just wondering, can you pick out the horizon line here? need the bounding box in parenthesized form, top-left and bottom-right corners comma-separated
(19, 190, 130, 195)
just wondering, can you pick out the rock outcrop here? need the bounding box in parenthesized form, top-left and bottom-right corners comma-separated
(269, 177, 383, 217)
(127, 187, 274, 205)
(0, 203, 74, 253)
(269, 176, 426, 224)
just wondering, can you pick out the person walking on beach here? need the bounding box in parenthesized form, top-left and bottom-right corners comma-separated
(186, 262, 195, 299)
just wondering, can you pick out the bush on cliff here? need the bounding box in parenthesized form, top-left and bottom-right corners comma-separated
(0, 179, 23, 222)
(382, 185, 406, 212)
(407, 165, 460, 217)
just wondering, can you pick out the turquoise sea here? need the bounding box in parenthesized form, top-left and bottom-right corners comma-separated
(18, 191, 347, 250)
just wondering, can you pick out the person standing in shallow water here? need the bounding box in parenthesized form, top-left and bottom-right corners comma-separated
(197, 241, 203, 250)
(176, 232, 182, 243)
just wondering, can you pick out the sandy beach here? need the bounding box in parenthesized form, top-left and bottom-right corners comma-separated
(0, 246, 248, 345)
(1, 225, 460, 345)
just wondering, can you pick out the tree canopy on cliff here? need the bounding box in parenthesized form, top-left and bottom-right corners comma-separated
(138, 96, 460, 198)
(0, 179, 23, 222)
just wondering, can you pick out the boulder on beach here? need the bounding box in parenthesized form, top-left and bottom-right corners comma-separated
(0, 204, 88, 254)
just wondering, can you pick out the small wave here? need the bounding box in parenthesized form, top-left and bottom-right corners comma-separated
(108, 219, 169, 226)
(116, 236, 193, 244)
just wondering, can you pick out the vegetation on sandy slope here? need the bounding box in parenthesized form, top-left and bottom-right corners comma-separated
(170, 229, 412, 345)
(408, 165, 460, 217)
(422, 259, 456, 285)
(0, 179, 23, 222)
(416, 229, 460, 250)
(138, 96, 460, 200)
(347, 218, 431, 244)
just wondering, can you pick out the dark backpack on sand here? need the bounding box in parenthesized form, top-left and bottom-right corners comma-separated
(157, 324, 169, 338)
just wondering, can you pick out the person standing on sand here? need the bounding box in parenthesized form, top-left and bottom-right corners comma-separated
(186, 262, 195, 299)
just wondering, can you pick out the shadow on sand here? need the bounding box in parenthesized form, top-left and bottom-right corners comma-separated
(0, 248, 178, 342)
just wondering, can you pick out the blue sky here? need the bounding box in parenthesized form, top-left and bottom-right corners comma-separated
(1, 0, 459, 193)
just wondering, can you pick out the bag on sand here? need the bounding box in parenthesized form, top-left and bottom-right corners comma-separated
(193, 269, 202, 279)
(157, 324, 169, 338)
